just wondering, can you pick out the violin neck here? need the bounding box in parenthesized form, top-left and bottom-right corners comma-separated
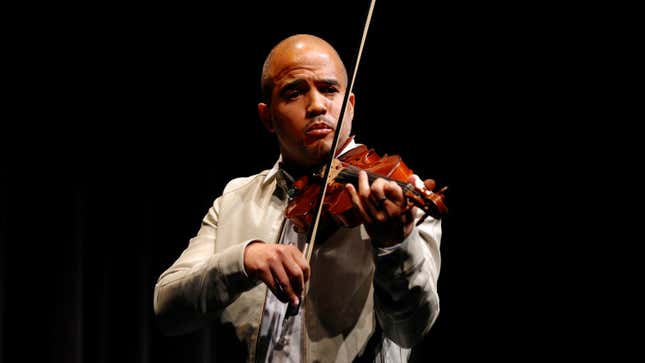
(336, 165, 416, 194)
(335, 165, 446, 222)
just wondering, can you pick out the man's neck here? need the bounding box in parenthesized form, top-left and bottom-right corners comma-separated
(279, 163, 311, 179)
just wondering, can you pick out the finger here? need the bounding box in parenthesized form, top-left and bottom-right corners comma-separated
(409, 174, 425, 190)
(357, 170, 371, 199)
(358, 170, 385, 222)
(270, 261, 299, 306)
(346, 180, 373, 224)
(259, 269, 283, 301)
(289, 246, 311, 284)
(383, 180, 404, 204)
(408, 174, 435, 192)
(368, 178, 390, 222)
(424, 178, 436, 191)
(283, 251, 305, 298)
(368, 177, 387, 205)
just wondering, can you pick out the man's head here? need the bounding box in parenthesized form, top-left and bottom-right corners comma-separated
(258, 34, 354, 170)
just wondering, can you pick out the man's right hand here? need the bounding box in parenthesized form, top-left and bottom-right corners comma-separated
(244, 241, 310, 308)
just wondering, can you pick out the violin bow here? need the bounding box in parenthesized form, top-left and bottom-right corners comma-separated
(304, 0, 376, 264)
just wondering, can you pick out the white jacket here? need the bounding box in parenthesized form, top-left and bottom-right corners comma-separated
(153, 158, 442, 362)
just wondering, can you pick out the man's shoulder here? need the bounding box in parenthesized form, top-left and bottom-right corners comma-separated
(222, 169, 273, 195)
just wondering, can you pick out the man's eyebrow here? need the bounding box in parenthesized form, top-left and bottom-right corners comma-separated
(278, 78, 341, 97)
(279, 79, 307, 96)
(317, 78, 341, 87)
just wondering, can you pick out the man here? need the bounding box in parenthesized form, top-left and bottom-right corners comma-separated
(154, 34, 442, 362)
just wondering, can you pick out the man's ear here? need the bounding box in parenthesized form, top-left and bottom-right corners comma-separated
(347, 93, 355, 118)
(258, 103, 275, 132)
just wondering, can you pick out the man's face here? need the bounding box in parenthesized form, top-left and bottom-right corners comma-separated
(259, 42, 354, 169)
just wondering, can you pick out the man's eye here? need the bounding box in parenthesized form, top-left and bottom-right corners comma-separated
(321, 87, 338, 94)
(284, 90, 301, 99)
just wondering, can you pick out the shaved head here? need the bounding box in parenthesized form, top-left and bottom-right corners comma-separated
(261, 34, 348, 102)
(256, 33, 355, 168)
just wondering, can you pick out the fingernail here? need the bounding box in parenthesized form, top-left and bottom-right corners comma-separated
(293, 297, 300, 307)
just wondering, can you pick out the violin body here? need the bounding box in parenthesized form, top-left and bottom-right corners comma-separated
(285, 144, 448, 233)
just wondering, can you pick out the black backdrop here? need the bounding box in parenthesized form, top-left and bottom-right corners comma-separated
(1, 1, 626, 362)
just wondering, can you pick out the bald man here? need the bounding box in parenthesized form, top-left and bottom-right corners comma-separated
(154, 34, 442, 362)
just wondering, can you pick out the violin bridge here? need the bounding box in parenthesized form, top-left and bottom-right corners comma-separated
(326, 159, 344, 183)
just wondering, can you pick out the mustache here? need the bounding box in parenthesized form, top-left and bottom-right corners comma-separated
(306, 116, 336, 130)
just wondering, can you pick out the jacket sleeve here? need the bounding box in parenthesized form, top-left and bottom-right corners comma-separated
(372, 209, 442, 348)
(153, 195, 260, 336)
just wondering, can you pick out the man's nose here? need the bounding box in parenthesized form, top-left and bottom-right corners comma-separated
(305, 90, 327, 117)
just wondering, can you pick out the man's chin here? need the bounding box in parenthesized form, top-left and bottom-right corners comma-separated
(304, 140, 332, 164)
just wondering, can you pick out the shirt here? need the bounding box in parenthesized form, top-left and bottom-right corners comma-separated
(258, 217, 307, 362)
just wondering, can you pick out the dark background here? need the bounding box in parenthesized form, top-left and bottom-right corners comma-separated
(1, 1, 631, 362)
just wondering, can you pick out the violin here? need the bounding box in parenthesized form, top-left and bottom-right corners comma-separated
(285, 140, 448, 234)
